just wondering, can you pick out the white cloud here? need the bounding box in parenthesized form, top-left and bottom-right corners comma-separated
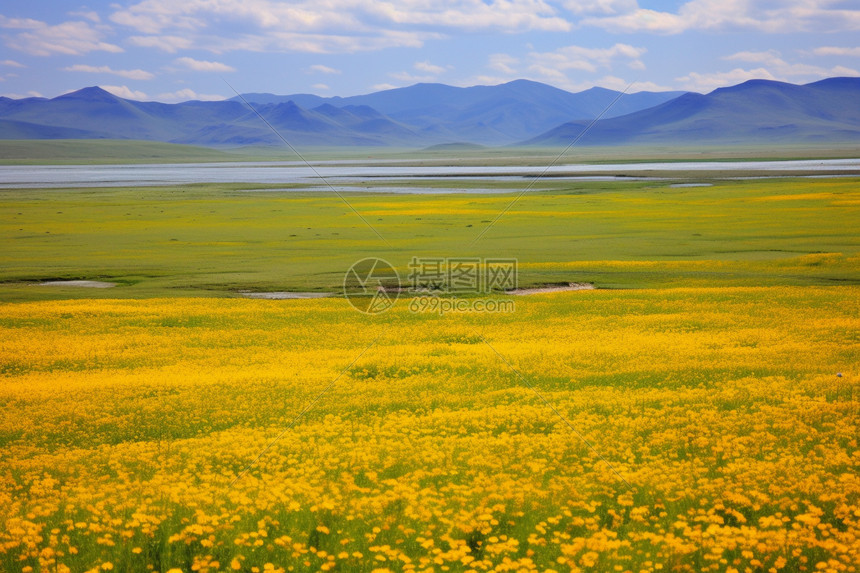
(677, 50, 860, 92)
(488, 53, 519, 75)
(109, 3, 204, 35)
(675, 68, 778, 92)
(723, 50, 820, 76)
(70, 11, 101, 23)
(308, 64, 341, 74)
(1, 90, 44, 99)
(813, 46, 860, 57)
(366, 0, 570, 31)
(108, 0, 571, 54)
(156, 88, 225, 102)
(540, 74, 654, 92)
(127, 35, 192, 53)
(174, 57, 235, 72)
(563, 0, 638, 15)
(457, 74, 516, 87)
(389, 71, 437, 83)
(584, 0, 860, 35)
(584, 7, 685, 33)
(63, 64, 155, 80)
(465, 45, 656, 93)
(371, 83, 398, 91)
(100, 85, 148, 100)
(831, 65, 860, 76)
(1, 59, 25, 68)
(528, 43, 646, 75)
(620, 79, 673, 92)
(205, 29, 437, 55)
(721, 49, 860, 82)
(0, 16, 44, 30)
(0, 16, 123, 56)
(312, 83, 330, 91)
(387, 60, 450, 85)
(414, 61, 446, 75)
(724, 49, 782, 64)
(542, 74, 628, 91)
(578, 75, 630, 91)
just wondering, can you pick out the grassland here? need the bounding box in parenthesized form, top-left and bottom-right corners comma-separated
(0, 141, 247, 165)
(1, 177, 858, 301)
(3, 139, 860, 166)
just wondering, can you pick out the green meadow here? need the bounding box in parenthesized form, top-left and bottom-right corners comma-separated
(3, 139, 860, 165)
(1, 175, 858, 302)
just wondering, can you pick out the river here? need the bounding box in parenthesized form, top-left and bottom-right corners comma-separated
(1, 158, 858, 189)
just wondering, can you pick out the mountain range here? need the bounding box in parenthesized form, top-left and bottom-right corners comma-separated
(526, 77, 860, 146)
(0, 77, 858, 148)
(231, 80, 684, 144)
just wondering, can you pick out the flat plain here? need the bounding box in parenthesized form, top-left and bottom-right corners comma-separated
(0, 144, 858, 573)
(1, 174, 858, 300)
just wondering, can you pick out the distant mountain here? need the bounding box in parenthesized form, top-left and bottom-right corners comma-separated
(0, 87, 254, 142)
(0, 86, 422, 147)
(0, 81, 683, 147)
(234, 80, 686, 144)
(1, 78, 857, 148)
(0, 119, 105, 139)
(524, 77, 860, 146)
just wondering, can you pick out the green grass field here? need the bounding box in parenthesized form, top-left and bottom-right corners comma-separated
(3, 139, 860, 165)
(1, 176, 858, 302)
(0, 140, 246, 165)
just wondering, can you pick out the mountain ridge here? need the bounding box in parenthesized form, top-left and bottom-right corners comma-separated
(234, 79, 686, 143)
(1, 78, 857, 147)
(522, 77, 860, 146)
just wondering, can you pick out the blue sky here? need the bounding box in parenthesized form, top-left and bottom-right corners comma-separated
(1, 0, 859, 101)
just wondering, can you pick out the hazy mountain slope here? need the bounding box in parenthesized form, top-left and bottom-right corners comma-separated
(0, 119, 105, 140)
(0, 87, 424, 146)
(2, 78, 855, 147)
(524, 78, 860, 146)
(235, 80, 686, 144)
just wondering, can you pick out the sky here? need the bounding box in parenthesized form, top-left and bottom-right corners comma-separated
(1, 0, 859, 102)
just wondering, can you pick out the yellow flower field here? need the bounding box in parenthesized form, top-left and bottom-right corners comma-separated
(1, 287, 858, 572)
